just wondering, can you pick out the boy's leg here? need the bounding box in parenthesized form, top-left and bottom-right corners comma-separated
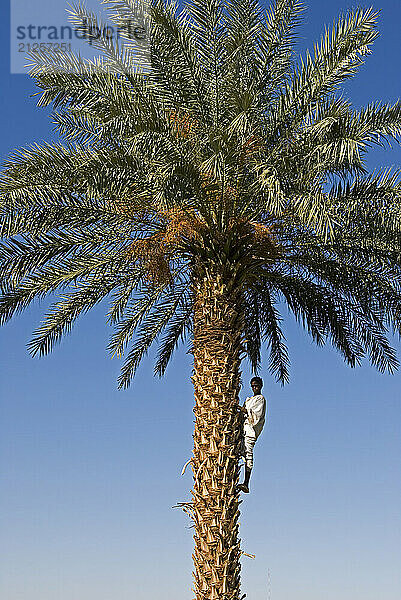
(238, 435, 256, 493)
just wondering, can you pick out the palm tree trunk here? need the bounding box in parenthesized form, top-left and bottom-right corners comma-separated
(190, 273, 244, 600)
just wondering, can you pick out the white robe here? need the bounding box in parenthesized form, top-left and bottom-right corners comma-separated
(243, 394, 266, 439)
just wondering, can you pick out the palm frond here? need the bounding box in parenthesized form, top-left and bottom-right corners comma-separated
(1, 0, 400, 385)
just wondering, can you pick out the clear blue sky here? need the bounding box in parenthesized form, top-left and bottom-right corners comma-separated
(1, 1, 400, 599)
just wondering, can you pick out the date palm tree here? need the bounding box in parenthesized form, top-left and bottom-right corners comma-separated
(1, 1, 401, 598)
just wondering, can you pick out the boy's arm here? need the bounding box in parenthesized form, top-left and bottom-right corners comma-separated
(238, 400, 249, 415)
(248, 396, 265, 426)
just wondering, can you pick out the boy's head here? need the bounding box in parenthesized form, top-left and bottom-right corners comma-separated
(250, 376, 263, 395)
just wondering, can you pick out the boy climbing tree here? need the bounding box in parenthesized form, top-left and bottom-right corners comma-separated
(237, 377, 267, 493)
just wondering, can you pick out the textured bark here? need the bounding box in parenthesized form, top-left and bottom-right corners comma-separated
(190, 273, 244, 600)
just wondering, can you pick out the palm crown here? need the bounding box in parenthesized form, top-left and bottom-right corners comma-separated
(1, 0, 401, 390)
